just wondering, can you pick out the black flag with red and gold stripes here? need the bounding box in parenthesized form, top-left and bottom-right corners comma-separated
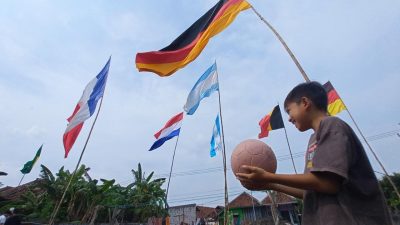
(135, 0, 250, 77)
(258, 105, 284, 139)
(323, 81, 346, 116)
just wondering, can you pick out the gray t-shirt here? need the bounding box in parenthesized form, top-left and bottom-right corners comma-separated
(302, 116, 393, 225)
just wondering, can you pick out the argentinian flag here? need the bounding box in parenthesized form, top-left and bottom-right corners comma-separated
(184, 63, 219, 115)
(210, 114, 222, 157)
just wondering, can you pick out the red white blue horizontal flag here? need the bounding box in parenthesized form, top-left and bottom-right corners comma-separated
(150, 112, 183, 151)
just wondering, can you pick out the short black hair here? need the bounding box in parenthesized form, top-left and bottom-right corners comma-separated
(284, 81, 328, 112)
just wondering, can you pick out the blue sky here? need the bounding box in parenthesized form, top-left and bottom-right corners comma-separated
(1, 0, 400, 206)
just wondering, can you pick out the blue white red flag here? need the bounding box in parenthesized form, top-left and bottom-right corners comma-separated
(184, 63, 219, 115)
(210, 113, 222, 157)
(63, 57, 111, 158)
(150, 112, 184, 151)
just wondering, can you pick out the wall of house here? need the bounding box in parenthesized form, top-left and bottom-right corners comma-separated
(218, 204, 300, 225)
(218, 208, 244, 225)
(169, 205, 197, 225)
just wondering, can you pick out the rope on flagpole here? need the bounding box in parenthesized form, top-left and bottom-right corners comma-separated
(49, 97, 105, 225)
(215, 63, 229, 225)
(250, 5, 311, 82)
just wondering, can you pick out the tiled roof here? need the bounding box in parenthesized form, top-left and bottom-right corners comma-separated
(196, 206, 217, 219)
(0, 179, 43, 201)
(228, 192, 260, 208)
(261, 191, 296, 205)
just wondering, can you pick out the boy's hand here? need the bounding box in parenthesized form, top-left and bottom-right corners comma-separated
(236, 165, 271, 181)
(240, 180, 275, 191)
(235, 165, 275, 190)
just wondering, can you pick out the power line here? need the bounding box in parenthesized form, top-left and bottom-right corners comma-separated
(150, 128, 399, 179)
(168, 190, 244, 205)
(116, 127, 399, 203)
(366, 129, 400, 141)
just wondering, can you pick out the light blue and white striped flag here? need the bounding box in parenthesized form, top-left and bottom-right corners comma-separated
(210, 113, 222, 157)
(184, 63, 219, 115)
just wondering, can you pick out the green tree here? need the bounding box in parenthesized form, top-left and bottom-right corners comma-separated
(0, 163, 168, 224)
(129, 163, 167, 222)
(379, 173, 400, 212)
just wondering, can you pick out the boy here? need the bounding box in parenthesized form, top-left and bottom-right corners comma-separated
(236, 81, 393, 225)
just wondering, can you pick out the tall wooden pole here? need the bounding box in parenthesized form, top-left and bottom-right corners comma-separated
(250, 6, 310, 82)
(49, 97, 105, 225)
(251, 4, 399, 200)
(215, 64, 229, 225)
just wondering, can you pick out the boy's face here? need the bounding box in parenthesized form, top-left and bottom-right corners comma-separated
(285, 99, 311, 132)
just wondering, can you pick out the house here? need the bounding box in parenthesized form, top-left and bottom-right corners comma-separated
(168, 204, 219, 225)
(169, 204, 197, 225)
(218, 191, 300, 225)
(0, 179, 43, 202)
(148, 204, 220, 225)
(261, 192, 300, 224)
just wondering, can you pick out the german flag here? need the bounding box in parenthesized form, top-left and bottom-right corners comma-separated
(135, 0, 251, 77)
(323, 81, 346, 116)
(258, 105, 284, 139)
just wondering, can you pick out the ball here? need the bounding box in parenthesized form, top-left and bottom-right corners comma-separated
(231, 139, 277, 175)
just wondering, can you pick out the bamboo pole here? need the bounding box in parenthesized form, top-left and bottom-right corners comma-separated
(49, 97, 105, 225)
(250, 4, 400, 200)
(215, 64, 229, 225)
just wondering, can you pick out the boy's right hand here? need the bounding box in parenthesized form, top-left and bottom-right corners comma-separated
(236, 165, 276, 191)
(240, 180, 275, 191)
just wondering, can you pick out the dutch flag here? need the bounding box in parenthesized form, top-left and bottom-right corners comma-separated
(149, 112, 183, 151)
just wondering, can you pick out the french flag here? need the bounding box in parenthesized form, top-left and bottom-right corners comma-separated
(149, 112, 183, 151)
(63, 57, 111, 158)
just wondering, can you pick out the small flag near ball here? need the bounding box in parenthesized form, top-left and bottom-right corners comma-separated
(258, 105, 284, 138)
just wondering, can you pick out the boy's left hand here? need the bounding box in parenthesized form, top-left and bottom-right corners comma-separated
(236, 165, 274, 185)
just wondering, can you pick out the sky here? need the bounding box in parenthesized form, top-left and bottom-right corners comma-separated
(1, 0, 400, 207)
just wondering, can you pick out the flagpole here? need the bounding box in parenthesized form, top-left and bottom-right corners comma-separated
(251, 2, 399, 198)
(250, 1, 400, 202)
(283, 126, 297, 174)
(49, 97, 105, 225)
(249, 5, 305, 174)
(215, 64, 229, 225)
(276, 102, 298, 174)
(17, 174, 25, 186)
(249, 5, 311, 82)
(165, 130, 182, 205)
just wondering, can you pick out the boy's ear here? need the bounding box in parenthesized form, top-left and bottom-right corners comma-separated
(300, 97, 312, 110)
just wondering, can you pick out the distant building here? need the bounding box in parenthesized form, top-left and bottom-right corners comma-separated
(148, 204, 220, 225)
(218, 191, 300, 225)
(168, 204, 219, 225)
(0, 179, 43, 202)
